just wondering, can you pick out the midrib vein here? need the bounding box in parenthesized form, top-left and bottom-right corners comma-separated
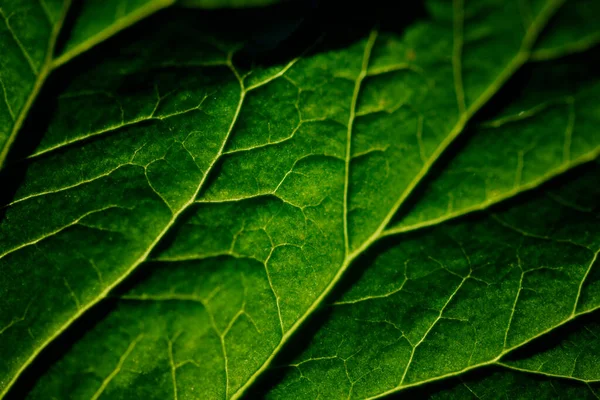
(232, 1, 564, 399)
(343, 29, 378, 255)
(0, 58, 246, 399)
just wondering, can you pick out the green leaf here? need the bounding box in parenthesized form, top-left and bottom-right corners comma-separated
(1, 0, 600, 399)
(0, 0, 69, 166)
(53, 0, 175, 68)
(1, 0, 297, 169)
(531, 0, 600, 61)
(427, 314, 600, 399)
(263, 160, 600, 399)
(259, 50, 600, 395)
(501, 313, 600, 383)
(0, 0, 173, 168)
(427, 368, 600, 399)
(387, 50, 600, 235)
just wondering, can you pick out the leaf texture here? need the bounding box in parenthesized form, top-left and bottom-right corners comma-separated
(53, 0, 175, 68)
(503, 316, 600, 384)
(423, 312, 600, 399)
(0, 0, 174, 168)
(0, 0, 599, 399)
(0, 0, 69, 166)
(263, 159, 600, 399)
(427, 368, 600, 399)
(387, 49, 600, 235)
(531, 0, 600, 61)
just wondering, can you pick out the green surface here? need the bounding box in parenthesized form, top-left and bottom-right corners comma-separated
(503, 316, 600, 384)
(0, 0, 173, 168)
(265, 161, 600, 399)
(428, 367, 600, 399)
(0, 0, 600, 399)
(531, 0, 600, 60)
(0, 0, 69, 166)
(428, 314, 600, 399)
(54, 0, 175, 67)
(388, 52, 600, 235)
(0, 0, 312, 169)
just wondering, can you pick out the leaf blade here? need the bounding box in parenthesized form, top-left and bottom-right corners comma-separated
(0, 0, 70, 168)
(2, 1, 597, 398)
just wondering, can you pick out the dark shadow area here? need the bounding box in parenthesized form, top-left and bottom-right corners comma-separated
(234, 0, 428, 68)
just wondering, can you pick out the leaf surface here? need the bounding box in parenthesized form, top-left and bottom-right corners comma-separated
(0, 0, 565, 397)
(427, 368, 600, 399)
(502, 320, 600, 384)
(0, 0, 173, 168)
(263, 159, 600, 399)
(1, 0, 600, 399)
(427, 313, 600, 399)
(387, 49, 600, 235)
(531, 0, 600, 61)
(0, 0, 69, 165)
(53, 0, 175, 68)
